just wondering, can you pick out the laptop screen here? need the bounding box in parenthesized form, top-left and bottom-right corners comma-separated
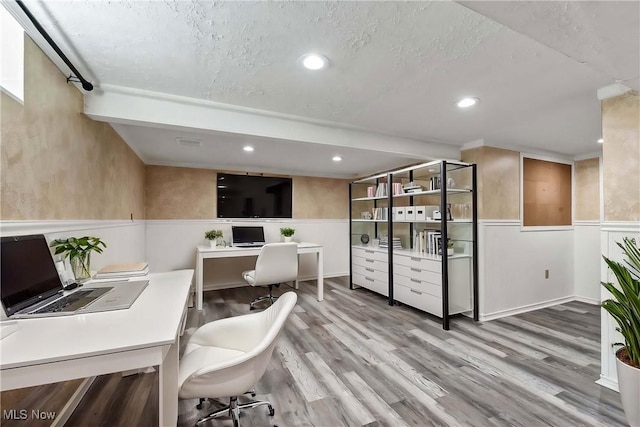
(1, 234, 64, 316)
(232, 226, 265, 245)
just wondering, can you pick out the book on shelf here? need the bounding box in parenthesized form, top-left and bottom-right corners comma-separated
(95, 262, 149, 279)
(392, 182, 404, 195)
(367, 186, 376, 197)
(379, 237, 402, 249)
(372, 207, 388, 220)
(375, 183, 387, 197)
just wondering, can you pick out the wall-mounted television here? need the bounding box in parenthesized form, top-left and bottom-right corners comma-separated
(217, 173, 292, 218)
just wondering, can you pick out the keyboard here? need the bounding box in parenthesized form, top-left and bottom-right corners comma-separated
(32, 290, 93, 314)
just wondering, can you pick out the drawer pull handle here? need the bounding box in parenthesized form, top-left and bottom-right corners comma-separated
(365, 277, 375, 282)
(410, 267, 421, 272)
(410, 278, 421, 283)
(410, 257, 422, 262)
(410, 289, 422, 295)
(365, 268, 375, 272)
(365, 259, 375, 263)
(365, 250, 374, 254)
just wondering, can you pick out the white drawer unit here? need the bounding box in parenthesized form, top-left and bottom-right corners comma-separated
(352, 272, 389, 297)
(393, 263, 440, 285)
(393, 253, 441, 273)
(353, 264, 388, 282)
(393, 273, 441, 298)
(352, 254, 388, 272)
(352, 246, 388, 263)
(394, 283, 443, 317)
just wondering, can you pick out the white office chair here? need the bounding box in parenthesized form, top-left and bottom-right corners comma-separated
(178, 291, 297, 427)
(242, 242, 298, 310)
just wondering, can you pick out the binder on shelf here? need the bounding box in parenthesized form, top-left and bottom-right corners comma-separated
(95, 262, 149, 279)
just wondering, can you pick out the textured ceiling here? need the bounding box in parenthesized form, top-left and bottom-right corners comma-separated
(18, 0, 640, 175)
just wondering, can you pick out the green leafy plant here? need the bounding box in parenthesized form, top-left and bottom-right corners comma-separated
(601, 237, 640, 367)
(204, 230, 223, 240)
(50, 236, 106, 280)
(280, 227, 295, 237)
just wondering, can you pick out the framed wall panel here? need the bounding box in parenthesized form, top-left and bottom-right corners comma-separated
(522, 157, 572, 227)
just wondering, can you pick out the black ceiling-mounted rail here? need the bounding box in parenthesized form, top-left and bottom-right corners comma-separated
(15, 0, 93, 91)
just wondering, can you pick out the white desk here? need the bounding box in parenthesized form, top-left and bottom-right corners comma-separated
(195, 242, 323, 310)
(0, 270, 193, 427)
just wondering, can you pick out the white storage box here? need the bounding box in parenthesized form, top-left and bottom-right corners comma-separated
(405, 207, 416, 221)
(396, 207, 406, 221)
(415, 206, 427, 221)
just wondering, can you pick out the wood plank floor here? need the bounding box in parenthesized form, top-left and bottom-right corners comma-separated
(61, 277, 625, 426)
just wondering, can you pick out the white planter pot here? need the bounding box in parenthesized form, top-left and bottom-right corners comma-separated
(283, 236, 293, 243)
(208, 240, 216, 248)
(616, 348, 640, 427)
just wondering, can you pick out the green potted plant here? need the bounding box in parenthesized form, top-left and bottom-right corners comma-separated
(601, 237, 640, 426)
(50, 236, 106, 281)
(205, 229, 224, 247)
(280, 227, 295, 242)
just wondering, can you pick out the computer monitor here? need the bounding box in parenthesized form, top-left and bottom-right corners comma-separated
(1, 234, 64, 316)
(231, 226, 266, 247)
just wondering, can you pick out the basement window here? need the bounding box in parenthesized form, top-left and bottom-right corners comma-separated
(521, 155, 573, 229)
(0, 7, 24, 103)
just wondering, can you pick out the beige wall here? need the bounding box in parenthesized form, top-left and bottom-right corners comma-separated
(574, 158, 600, 221)
(461, 146, 520, 220)
(602, 92, 640, 222)
(294, 176, 349, 219)
(145, 166, 217, 219)
(1, 36, 144, 220)
(144, 166, 349, 219)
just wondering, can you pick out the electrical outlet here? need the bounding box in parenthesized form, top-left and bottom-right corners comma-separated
(545, 269, 550, 279)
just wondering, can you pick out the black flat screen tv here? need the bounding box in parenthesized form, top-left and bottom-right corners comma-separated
(217, 173, 292, 218)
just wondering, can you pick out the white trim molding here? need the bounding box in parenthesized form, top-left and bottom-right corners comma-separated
(573, 295, 600, 305)
(480, 296, 575, 322)
(0, 220, 142, 236)
(573, 220, 601, 226)
(601, 222, 640, 232)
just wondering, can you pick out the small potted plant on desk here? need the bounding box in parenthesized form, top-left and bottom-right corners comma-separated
(601, 237, 640, 427)
(50, 236, 106, 281)
(280, 227, 295, 243)
(205, 229, 224, 247)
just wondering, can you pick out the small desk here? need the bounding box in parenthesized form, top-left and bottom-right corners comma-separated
(195, 242, 323, 310)
(0, 270, 193, 427)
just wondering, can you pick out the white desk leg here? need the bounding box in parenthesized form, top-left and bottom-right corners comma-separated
(196, 254, 203, 310)
(317, 248, 323, 302)
(295, 254, 300, 290)
(159, 342, 179, 426)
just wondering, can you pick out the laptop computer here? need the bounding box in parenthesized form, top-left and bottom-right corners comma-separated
(232, 226, 266, 247)
(1, 234, 148, 319)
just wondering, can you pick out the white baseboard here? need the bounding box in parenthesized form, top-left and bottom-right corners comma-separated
(573, 295, 600, 305)
(480, 295, 575, 321)
(596, 375, 619, 392)
(50, 377, 95, 427)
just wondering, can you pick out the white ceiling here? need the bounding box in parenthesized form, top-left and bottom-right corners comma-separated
(14, 1, 640, 178)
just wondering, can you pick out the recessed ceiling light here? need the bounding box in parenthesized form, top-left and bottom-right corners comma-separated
(243, 146, 254, 152)
(456, 97, 479, 108)
(332, 156, 342, 162)
(300, 53, 329, 70)
(597, 138, 604, 144)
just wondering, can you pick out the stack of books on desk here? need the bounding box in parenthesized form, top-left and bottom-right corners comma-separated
(95, 262, 149, 279)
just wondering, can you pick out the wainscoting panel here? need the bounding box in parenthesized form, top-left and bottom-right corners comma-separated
(478, 220, 574, 320)
(145, 220, 349, 290)
(599, 222, 640, 391)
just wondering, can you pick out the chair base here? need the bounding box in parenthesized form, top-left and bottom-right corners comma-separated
(250, 284, 279, 310)
(195, 396, 274, 427)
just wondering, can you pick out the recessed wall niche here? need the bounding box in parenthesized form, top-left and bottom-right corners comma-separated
(522, 157, 572, 227)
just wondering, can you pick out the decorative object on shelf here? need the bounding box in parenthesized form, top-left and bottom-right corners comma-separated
(360, 234, 370, 245)
(446, 177, 456, 188)
(280, 227, 295, 242)
(601, 237, 640, 427)
(447, 240, 455, 256)
(433, 210, 442, 220)
(205, 229, 224, 247)
(361, 211, 373, 220)
(50, 236, 106, 281)
(367, 186, 376, 197)
(446, 203, 453, 220)
(403, 181, 422, 193)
